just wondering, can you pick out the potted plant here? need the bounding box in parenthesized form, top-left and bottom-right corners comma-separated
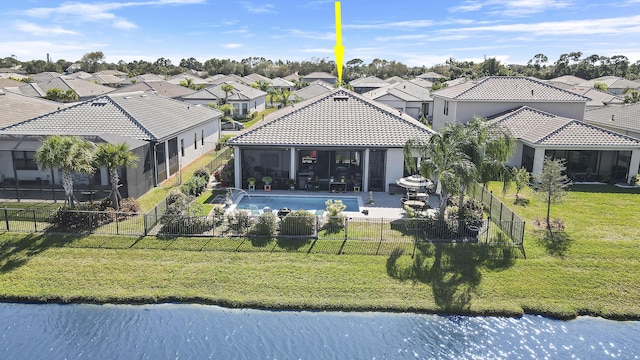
(262, 176, 272, 185)
(247, 177, 256, 185)
(340, 175, 346, 183)
(288, 179, 296, 191)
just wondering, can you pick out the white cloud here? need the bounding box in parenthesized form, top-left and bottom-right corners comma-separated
(439, 15, 640, 36)
(243, 3, 277, 14)
(223, 43, 243, 49)
(345, 20, 434, 30)
(14, 21, 78, 36)
(287, 29, 335, 41)
(448, 0, 573, 16)
(113, 19, 137, 30)
(0, 40, 108, 61)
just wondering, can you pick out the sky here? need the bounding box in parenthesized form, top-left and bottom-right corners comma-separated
(2, 0, 640, 68)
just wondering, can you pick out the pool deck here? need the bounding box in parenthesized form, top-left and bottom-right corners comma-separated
(226, 188, 440, 220)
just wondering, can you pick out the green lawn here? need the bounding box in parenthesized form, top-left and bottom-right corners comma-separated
(0, 182, 638, 320)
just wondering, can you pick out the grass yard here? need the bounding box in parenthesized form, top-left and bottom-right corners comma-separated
(0, 182, 638, 320)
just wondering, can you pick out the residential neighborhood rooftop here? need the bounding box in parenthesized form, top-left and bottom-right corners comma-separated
(584, 103, 640, 133)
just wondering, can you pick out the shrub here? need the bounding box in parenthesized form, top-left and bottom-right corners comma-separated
(119, 197, 141, 213)
(226, 210, 252, 234)
(166, 189, 185, 206)
(280, 210, 315, 236)
(180, 176, 208, 197)
(193, 168, 210, 181)
(325, 199, 346, 228)
(159, 196, 213, 234)
(48, 198, 139, 230)
(251, 212, 278, 236)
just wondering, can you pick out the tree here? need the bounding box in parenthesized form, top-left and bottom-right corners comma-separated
(278, 89, 299, 107)
(80, 51, 105, 73)
(404, 117, 514, 220)
(34, 136, 94, 208)
(535, 157, 571, 230)
(94, 142, 139, 210)
(220, 84, 234, 104)
(624, 89, 640, 104)
(512, 167, 530, 199)
(593, 82, 608, 92)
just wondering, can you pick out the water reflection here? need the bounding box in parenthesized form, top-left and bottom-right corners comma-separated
(0, 303, 638, 359)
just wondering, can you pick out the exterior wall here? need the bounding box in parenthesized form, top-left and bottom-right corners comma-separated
(177, 119, 220, 171)
(124, 143, 155, 199)
(507, 142, 524, 168)
(433, 97, 586, 130)
(385, 148, 405, 193)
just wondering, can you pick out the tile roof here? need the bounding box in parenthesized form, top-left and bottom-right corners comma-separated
(208, 74, 252, 86)
(292, 83, 333, 100)
(363, 81, 432, 102)
(109, 81, 196, 98)
(433, 76, 589, 102)
(1, 93, 222, 142)
(270, 77, 294, 88)
(166, 73, 208, 85)
(487, 106, 640, 147)
(24, 77, 113, 98)
(417, 72, 445, 79)
(0, 90, 69, 128)
(349, 76, 388, 87)
(546, 75, 586, 86)
(228, 89, 436, 147)
(577, 76, 640, 90)
(183, 82, 266, 101)
(554, 86, 624, 107)
(584, 103, 640, 133)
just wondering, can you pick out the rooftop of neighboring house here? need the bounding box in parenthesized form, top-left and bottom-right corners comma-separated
(29, 72, 64, 83)
(546, 75, 586, 86)
(183, 82, 266, 101)
(93, 69, 128, 77)
(228, 88, 435, 148)
(0, 93, 222, 142)
(18, 77, 114, 98)
(385, 76, 405, 84)
(584, 102, 640, 133)
(130, 73, 166, 82)
(86, 74, 128, 86)
(577, 76, 640, 90)
(302, 72, 337, 81)
(349, 76, 388, 88)
(244, 73, 271, 84)
(207, 74, 252, 86)
(417, 72, 445, 80)
(291, 82, 333, 100)
(363, 80, 432, 102)
(433, 76, 590, 102)
(0, 90, 69, 128)
(487, 106, 640, 147)
(409, 77, 433, 89)
(550, 84, 625, 107)
(282, 72, 300, 82)
(166, 73, 208, 85)
(270, 77, 294, 88)
(108, 81, 196, 99)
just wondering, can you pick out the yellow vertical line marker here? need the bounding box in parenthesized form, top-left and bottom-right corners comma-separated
(334, 1, 344, 86)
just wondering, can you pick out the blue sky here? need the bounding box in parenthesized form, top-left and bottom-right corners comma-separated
(3, 0, 640, 68)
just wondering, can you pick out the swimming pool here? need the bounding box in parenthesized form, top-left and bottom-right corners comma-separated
(234, 194, 361, 213)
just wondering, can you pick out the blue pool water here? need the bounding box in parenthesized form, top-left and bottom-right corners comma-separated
(235, 194, 360, 212)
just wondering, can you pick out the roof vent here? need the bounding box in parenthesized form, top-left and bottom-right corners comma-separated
(531, 89, 534, 96)
(91, 102, 106, 106)
(333, 95, 349, 101)
(611, 115, 615, 121)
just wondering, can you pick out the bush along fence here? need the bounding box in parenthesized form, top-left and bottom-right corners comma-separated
(0, 207, 525, 257)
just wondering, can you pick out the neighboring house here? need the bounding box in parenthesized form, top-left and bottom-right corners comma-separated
(64, 71, 93, 80)
(207, 74, 252, 86)
(93, 70, 128, 79)
(385, 76, 405, 84)
(409, 77, 434, 89)
(576, 76, 640, 96)
(227, 89, 436, 193)
(13, 77, 113, 101)
(584, 103, 640, 140)
(488, 106, 640, 184)
(270, 77, 294, 92)
(166, 73, 208, 86)
(0, 93, 223, 199)
(302, 72, 337, 85)
(0, 90, 69, 128)
(108, 81, 196, 99)
(65, 63, 82, 73)
(362, 80, 433, 121)
(244, 73, 271, 84)
(29, 72, 64, 83)
(551, 85, 625, 109)
(86, 74, 128, 87)
(545, 75, 586, 87)
(0, 78, 22, 88)
(130, 74, 166, 83)
(417, 72, 445, 83)
(182, 82, 267, 116)
(282, 72, 300, 83)
(291, 81, 333, 101)
(431, 76, 589, 131)
(349, 76, 389, 94)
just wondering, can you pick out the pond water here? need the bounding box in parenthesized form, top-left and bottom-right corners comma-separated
(1, 303, 638, 359)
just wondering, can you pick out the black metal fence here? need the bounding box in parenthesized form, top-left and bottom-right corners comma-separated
(0, 208, 525, 257)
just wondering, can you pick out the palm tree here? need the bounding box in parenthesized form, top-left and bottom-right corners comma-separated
(94, 142, 139, 210)
(404, 117, 514, 220)
(34, 135, 94, 208)
(220, 83, 234, 104)
(267, 87, 278, 107)
(278, 89, 299, 107)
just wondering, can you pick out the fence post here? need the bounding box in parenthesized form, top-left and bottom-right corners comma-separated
(33, 210, 37, 232)
(499, 202, 503, 223)
(143, 215, 148, 236)
(510, 212, 515, 241)
(380, 218, 384, 242)
(116, 212, 120, 235)
(4, 208, 9, 231)
(344, 217, 348, 241)
(488, 191, 493, 220)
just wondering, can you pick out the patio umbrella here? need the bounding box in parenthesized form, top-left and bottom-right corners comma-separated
(395, 174, 434, 190)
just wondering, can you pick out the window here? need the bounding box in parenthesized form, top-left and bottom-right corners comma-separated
(443, 100, 449, 116)
(201, 130, 204, 146)
(13, 151, 38, 170)
(242, 103, 248, 115)
(180, 139, 184, 157)
(194, 133, 197, 150)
